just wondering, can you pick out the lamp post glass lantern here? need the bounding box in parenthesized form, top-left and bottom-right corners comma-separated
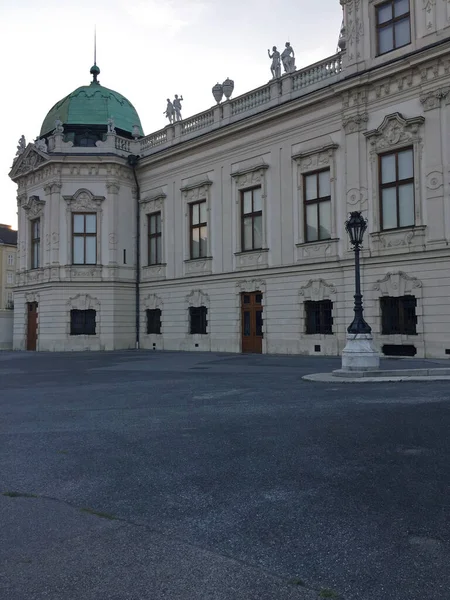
(345, 211, 371, 335)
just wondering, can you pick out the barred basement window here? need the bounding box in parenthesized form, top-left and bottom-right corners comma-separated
(70, 309, 96, 335)
(380, 295, 417, 335)
(189, 306, 208, 334)
(305, 300, 333, 334)
(146, 309, 162, 334)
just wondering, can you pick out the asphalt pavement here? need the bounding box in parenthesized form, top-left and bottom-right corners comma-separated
(0, 350, 449, 600)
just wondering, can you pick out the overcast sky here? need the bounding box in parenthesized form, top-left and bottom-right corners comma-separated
(0, 0, 342, 228)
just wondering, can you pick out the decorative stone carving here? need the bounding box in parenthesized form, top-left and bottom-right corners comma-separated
(222, 78, 234, 100)
(184, 258, 213, 275)
(142, 264, 166, 281)
(22, 195, 46, 219)
(173, 95, 183, 121)
(53, 118, 64, 134)
(299, 278, 337, 302)
(364, 113, 425, 152)
(370, 226, 426, 252)
(67, 293, 100, 311)
(373, 271, 422, 296)
(143, 293, 163, 311)
(236, 278, 266, 294)
(10, 146, 49, 179)
(292, 143, 339, 172)
(423, 0, 436, 31)
(346, 187, 368, 213)
(140, 188, 166, 208)
(426, 170, 443, 192)
(342, 112, 368, 134)
(185, 289, 210, 308)
(63, 188, 105, 210)
(296, 240, 338, 261)
(16, 135, 26, 157)
(235, 250, 268, 270)
(212, 83, 224, 104)
(281, 42, 296, 74)
(181, 176, 212, 197)
(268, 46, 281, 79)
(420, 87, 450, 110)
(106, 181, 120, 194)
(70, 267, 101, 278)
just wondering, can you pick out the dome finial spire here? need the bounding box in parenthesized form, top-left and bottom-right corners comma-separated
(90, 25, 100, 84)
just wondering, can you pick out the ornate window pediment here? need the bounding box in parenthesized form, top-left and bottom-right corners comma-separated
(140, 188, 167, 211)
(231, 160, 268, 189)
(364, 112, 425, 152)
(181, 175, 213, 197)
(372, 271, 422, 296)
(299, 279, 337, 302)
(22, 195, 45, 219)
(67, 293, 101, 311)
(63, 188, 105, 210)
(185, 289, 210, 308)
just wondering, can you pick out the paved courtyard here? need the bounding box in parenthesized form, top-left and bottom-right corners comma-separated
(1, 350, 449, 600)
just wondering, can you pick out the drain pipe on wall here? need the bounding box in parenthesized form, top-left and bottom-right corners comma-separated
(128, 154, 141, 350)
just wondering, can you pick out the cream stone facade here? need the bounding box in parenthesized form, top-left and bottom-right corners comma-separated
(9, 0, 450, 357)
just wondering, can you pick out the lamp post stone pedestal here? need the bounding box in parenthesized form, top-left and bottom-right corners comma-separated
(341, 211, 380, 372)
(342, 333, 380, 371)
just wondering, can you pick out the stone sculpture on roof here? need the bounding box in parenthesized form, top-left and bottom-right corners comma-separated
(268, 46, 281, 79)
(281, 42, 295, 73)
(173, 95, 183, 121)
(16, 135, 26, 157)
(164, 99, 175, 124)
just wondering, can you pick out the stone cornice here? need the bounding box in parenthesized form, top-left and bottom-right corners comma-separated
(292, 143, 339, 161)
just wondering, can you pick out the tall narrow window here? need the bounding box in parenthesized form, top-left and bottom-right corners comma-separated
(190, 201, 207, 259)
(7, 254, 14, 266)
(189, 306, 208, 334)
(241, 187, 262, 251)
(146, 309, 162, 334)
(72, 213, 97, 265)
(31, 218, 40, 269)
(379, 148, 414, 230)
(304, 170, 331, 242)
(376, 0, 411, 55)
(148, 212, 162, 265)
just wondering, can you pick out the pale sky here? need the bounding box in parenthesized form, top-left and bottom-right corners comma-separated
(0, 0, 342, 228)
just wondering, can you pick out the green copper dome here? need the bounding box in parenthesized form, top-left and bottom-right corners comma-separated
(40, 68, 143, 138)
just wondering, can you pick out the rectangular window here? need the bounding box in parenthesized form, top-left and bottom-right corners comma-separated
(7, 254, 14, 266)
(379, 148, 414, 230)
(304, 170, 332, 242)
(146, 309, 162, 334)
(70, 309, 96, 335)
(241, 187, 263, 251)
(376, 0, 411, 55)
(31, 218, 40, 269)
(380, 295, 417, 335)
(148, 212, 162, 265)
(190, 201, 208, 259)
(7, 292, 13, 306)
(7, 272, 13, 284)
(189, 306, 208, 334)
(72, 213, 97, 265)
(305, 300, 333, 334)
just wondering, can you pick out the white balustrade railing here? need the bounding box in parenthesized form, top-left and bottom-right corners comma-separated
(115, 136, 131, 153)
(230, 85, 271, 116)
(182, 110, 214, 135)
(140, 129, 167, 152)
(133, 52, 344, 157)
(292, 53, 343, 91)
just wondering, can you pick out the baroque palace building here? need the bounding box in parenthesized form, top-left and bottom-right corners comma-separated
(9, 0, 450, 357)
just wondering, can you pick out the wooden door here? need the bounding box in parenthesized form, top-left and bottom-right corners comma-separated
(241, 292, 263, 354)
(27, 302, 38, 351)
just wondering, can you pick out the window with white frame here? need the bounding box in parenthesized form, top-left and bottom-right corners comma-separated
(72, 213, 97, 265)
(304, 170, 332, 242)
(7, 272, 13, 284)
(379, 147, 414, 230)
(376, 0, 411, 56)
(7, 254, 14, 266)
(241, 187, 263, 251)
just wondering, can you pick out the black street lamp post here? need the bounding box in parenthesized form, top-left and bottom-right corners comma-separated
(345, 211, 372, 335)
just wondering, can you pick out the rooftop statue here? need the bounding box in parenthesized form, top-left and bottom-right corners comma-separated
(173, 95, 183, 121)
(164, 99, 175, 124)
(53, 118, 64, 134)
(107, 116, 116, 134)
(281, 42, 295, 73)
(16, 135, 26, 157)
(34, 138, 48, 153)
(268, 46, 281, 79)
